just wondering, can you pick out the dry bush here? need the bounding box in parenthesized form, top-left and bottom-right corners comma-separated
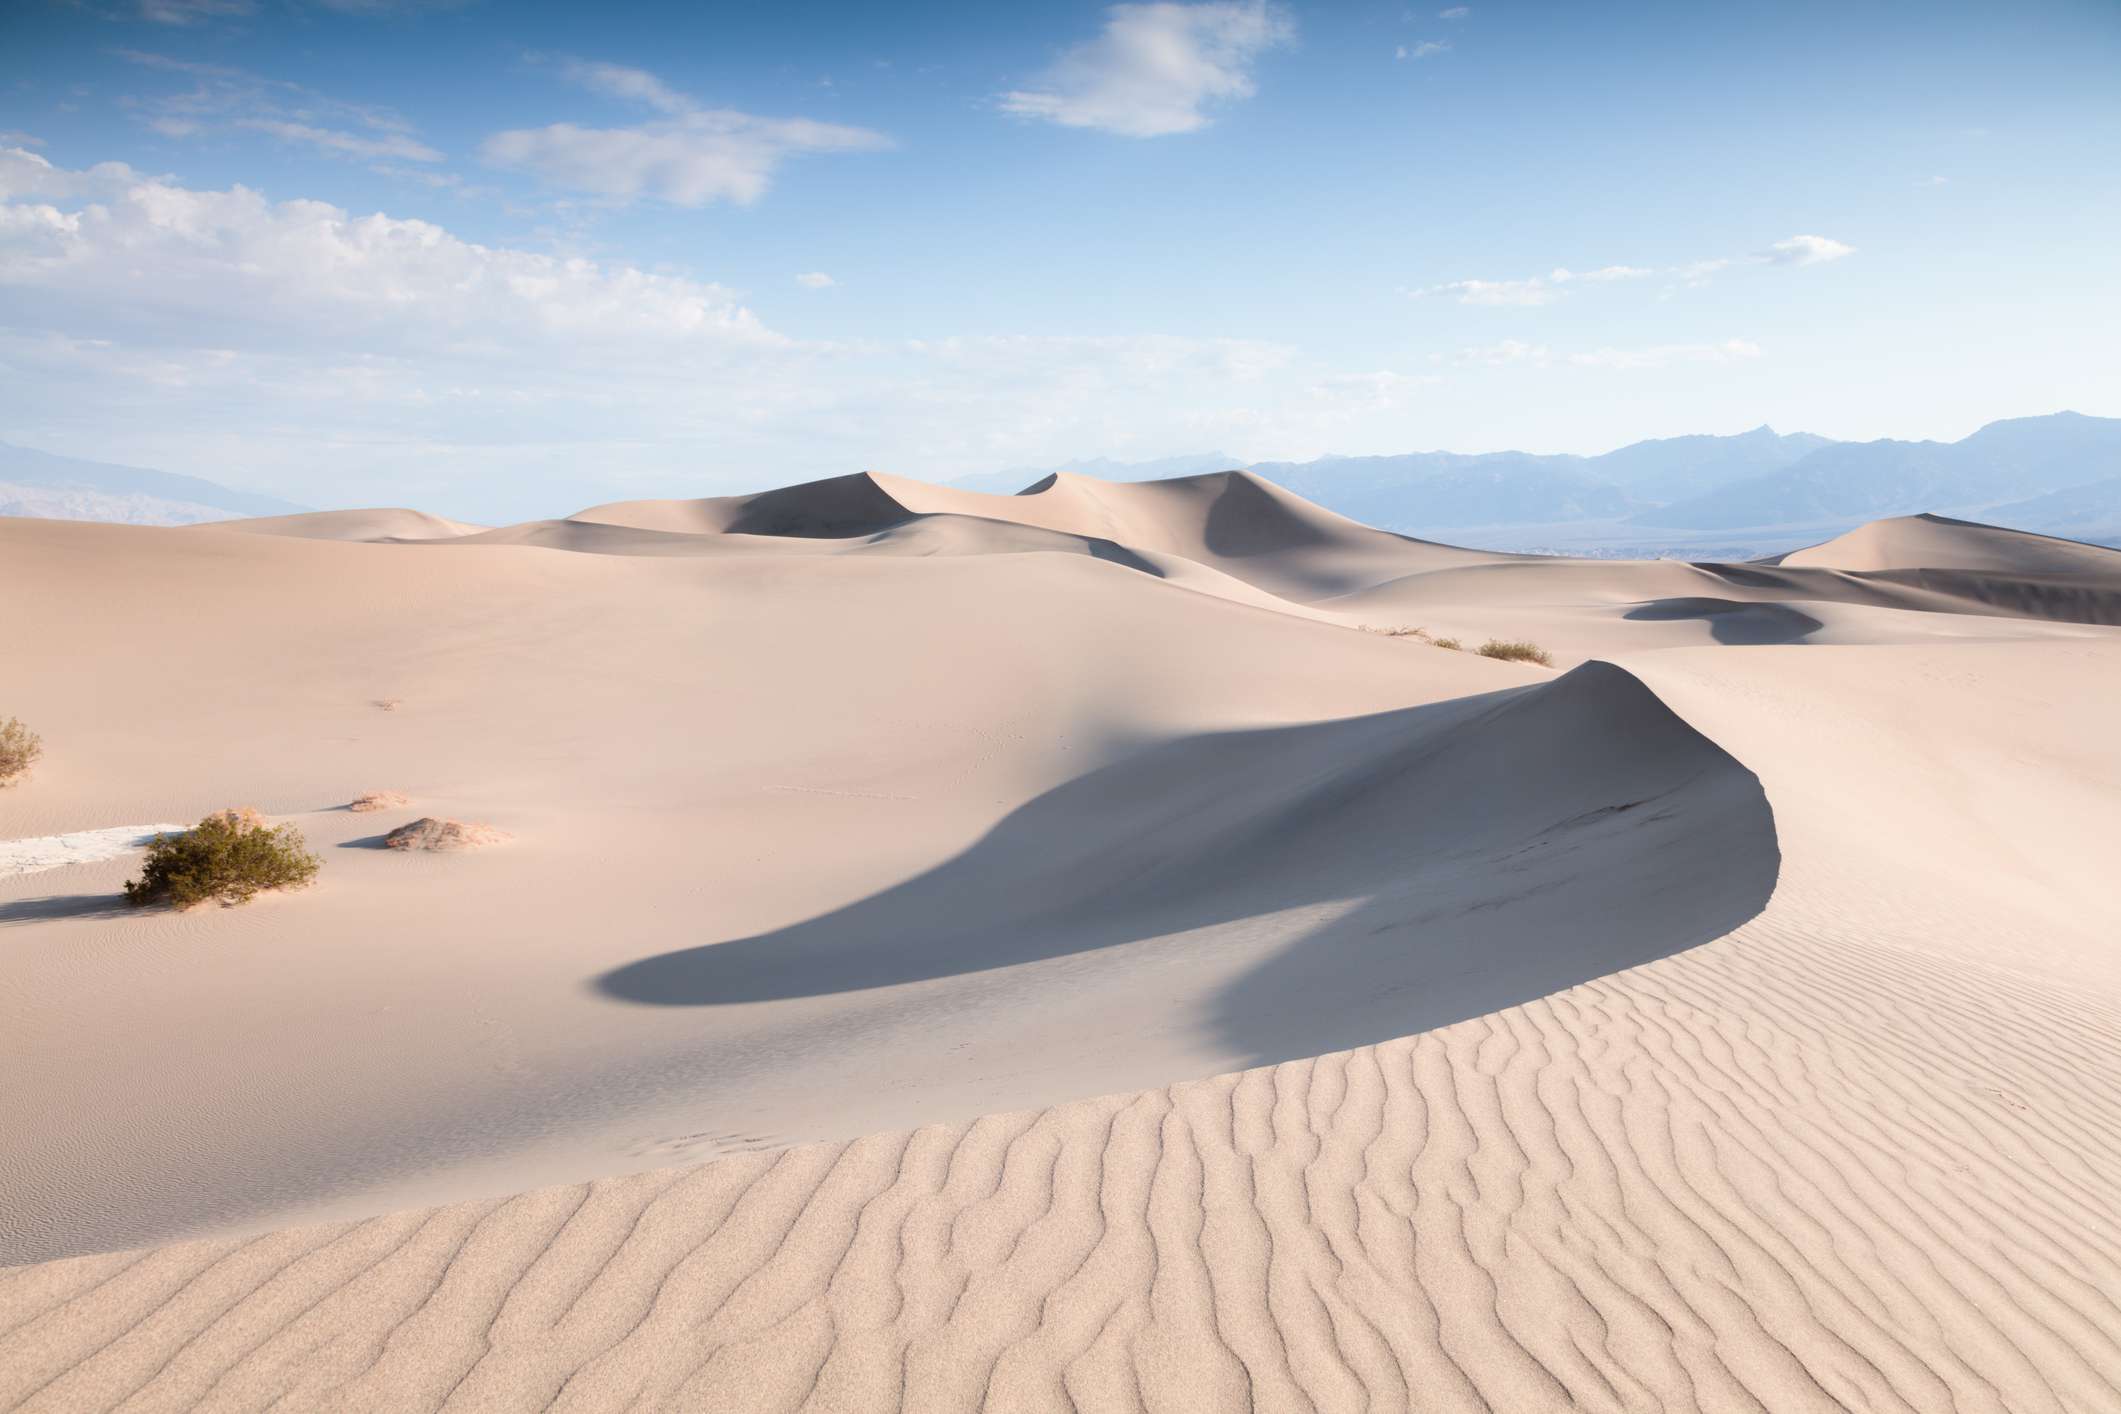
(1431, 637, 1464, 651)
(1476, 639, 1555, 666)
(124, 809, 321, 910)
(349, 790, 410, 813)
(0, 717, 41, 786)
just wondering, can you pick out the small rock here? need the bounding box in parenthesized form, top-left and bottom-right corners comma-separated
(383, 817, 509, 852)
(349, 790, 410, 813)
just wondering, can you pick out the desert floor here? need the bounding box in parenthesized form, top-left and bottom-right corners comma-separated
(3, 472, 2118, 1412)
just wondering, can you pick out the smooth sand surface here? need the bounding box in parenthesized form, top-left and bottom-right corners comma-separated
(2, 477, 2117, 1411)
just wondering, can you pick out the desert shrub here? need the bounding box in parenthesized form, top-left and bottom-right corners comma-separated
(1476, 639, 1554, 666)
(1431, 637, 1463, 651)
(124, 808, 321, 909)
(0, 717, 42, 786)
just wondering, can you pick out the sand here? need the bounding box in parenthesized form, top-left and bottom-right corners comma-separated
(1, 475, 2117, 1411)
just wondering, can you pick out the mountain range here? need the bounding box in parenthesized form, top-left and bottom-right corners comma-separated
(958, 412, 2121, 557)
(0, 442, 307, 526)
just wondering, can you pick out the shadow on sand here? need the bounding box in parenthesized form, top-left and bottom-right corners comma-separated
(1625, 596, 1824, 645)
(595, 663, 1780, 1068)
(0, 893, 134, 925)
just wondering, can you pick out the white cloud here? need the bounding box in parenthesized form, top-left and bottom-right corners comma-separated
(1439, 6, 1470, 17)
(1917, 174, 1949, 187)
(795, 271, 835, 288)
(0, 147, 773, 347)
(1762, 233, 1855, 265)
(1552, 264, 1654, 284)
(1411, 276, 1556, 306)
(484, 61, 890, 206)
(3, 147, 1449, 518)
(1418, 237, 1852, 306)
(999, 1, 1294, 138)
(1567, 339, 1762, 370)
(1398, 41, 1450, 60)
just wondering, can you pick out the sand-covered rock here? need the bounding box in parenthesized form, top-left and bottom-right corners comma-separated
(347, 790, 409, 813)
(381, 816, 508, 851)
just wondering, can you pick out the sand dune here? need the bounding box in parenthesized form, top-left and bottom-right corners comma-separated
(3, 473, 2118, 1411)
(1779, 511, 2121, 575)
(208, 507, 488, 542)
(572, 468, 1503, 601)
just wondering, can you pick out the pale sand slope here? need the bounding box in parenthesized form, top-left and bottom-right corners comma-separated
(3, 642, 2117, 1413)
(0, 513, 1730, 1263)
(3, 479, 2120, 1410)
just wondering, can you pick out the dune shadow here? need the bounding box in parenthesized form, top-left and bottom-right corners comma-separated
(595, 663, 1780, 1068)
(0, 893, 134, 924)
(1625, 596, 1824, 645)
(1087, 538, 1165, 578)
(338, 834, 396, 850)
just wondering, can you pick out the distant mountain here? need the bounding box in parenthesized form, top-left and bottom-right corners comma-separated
(948, 451, 1239, 495)
(0, 441, 308, 525)
(1587, 425, 1836, 501)
(958, 414, 2119, 557)
(1250, 451, 1643, 528)
(1981, 476, 2121, 548)
(1637, 412, 2121, 530)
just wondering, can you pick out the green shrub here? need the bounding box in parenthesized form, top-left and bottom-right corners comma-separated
(124, 808, 321, 910)
(1476, 639, 1554, 666)
(0, 717, 41, 786)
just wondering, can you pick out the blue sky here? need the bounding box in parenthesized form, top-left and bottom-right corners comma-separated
(3, 0, 2118, 519)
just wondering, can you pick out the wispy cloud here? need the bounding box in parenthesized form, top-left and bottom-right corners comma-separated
(1761, 233, 1855, 266)
(1412, 264, 1654, 306)
(483, 60, 890, 206)
(1438, 6, 1470, 17)
(115, 49, 444, 165)
(795, 271, 835, 289)
(238, 119, 441, 162)
(558, 59, 691, 116)
(1412, 238, 1852, 305)
(999, 1, 1294, 138)
(306, 0, 476, 12)
(1397, 41, 1450, 60)
(138, 0, 254, 25)
(1449, 337, 1760, 370)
